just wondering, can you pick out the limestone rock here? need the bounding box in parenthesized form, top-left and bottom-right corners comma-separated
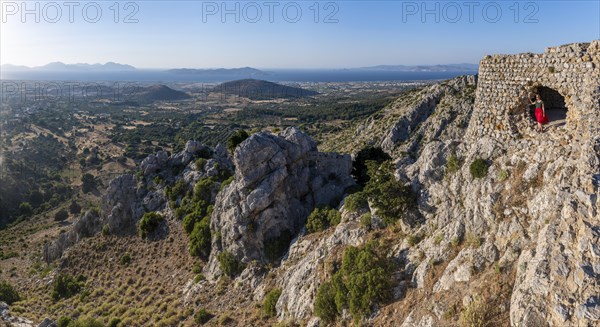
(205, 128, 355, 278)
(43, 210, 101, 263)
(275, 220, 365, 321)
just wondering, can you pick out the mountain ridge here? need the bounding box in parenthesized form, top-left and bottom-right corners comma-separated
(1, 62, 136, 72)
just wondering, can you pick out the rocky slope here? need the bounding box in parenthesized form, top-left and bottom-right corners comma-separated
(315, 75, 599, 326)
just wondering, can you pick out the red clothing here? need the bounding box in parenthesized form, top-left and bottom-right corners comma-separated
(535, 107, 549, 124)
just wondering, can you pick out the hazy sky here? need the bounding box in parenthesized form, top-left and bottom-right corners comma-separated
(1, 0, 598, 68)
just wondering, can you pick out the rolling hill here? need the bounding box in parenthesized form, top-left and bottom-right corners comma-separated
(212, 79, 319, 100)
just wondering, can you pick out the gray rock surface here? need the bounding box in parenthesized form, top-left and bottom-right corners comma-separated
(0, 301, 35, 326)
(205, 128, 355, 278)
(274, 218, 366, 321)
(43, 210, 101, 263)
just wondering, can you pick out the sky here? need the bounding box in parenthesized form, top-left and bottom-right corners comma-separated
(1, 0, 599, 69)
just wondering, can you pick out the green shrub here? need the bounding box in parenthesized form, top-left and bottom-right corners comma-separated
(352, 147, 391, 186)
(119, 253, 131, 266)
(183, 211, 200, 234)
(406, 233, 423, 247)
(359, 213, 372, 229)
(194, 274, 206, 283)
(192, 262, 204, 274)
(19, 202, 33, 217)
(218, 251, 244, 277)
(469, 159, 489, 179)
(57, 316, 71, 327)
(101, 224, 110, 236)
(314, 243, 392, 324)
(305, 206, 341, 234)
(51, 273, 85, 301)
(165, 179, 188, 202)
(195, 308, 214, 325)
(138, 212, 163, 238)
(314, 280, 338, 323)
(189, 216, 211, 258)
(498, 169, 509, 182)
(263, 288, 282, 318)
(344, 192, 368, 212)
(220, 176, 234, 191)
(0, 281, 20, 304)
(227, 130, 249, 153)
(195, 158, 208, 171)
(178, 177, 215, 223)
(451, 236, 460, 247)
(108, 318, 121, 327)
(81, 173, 96, 193)
(459, 297, 494, 327)
(69, 200, 81, 215)
(446, 155, 460, 175)
(67, 317, 103, 327)
(465, 233, 481, 248)
(54, 209, 69, 221)
(153, 175, 164, 186)
(364, 162, 416, 225)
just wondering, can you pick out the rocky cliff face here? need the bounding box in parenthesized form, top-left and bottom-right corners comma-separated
(205, 127, 355, 278)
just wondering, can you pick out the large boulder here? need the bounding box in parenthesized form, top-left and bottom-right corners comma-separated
(102, 174, 142, 234)
(205, 128, 355, 278)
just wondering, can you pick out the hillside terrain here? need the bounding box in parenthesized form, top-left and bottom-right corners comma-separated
(1, 43, 599, 327)
(132, 85, 192, 103)
(213, 79, 319, 100)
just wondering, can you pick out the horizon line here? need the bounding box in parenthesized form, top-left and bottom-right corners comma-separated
(0, 62, 480, 71)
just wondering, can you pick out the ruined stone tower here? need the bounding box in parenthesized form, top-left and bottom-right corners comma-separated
(467, 40, 600, 141)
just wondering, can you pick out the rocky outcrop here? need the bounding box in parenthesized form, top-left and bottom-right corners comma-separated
(102, 174, 143, 234)
(386, 83, 600, 326)
(205, 128, 355, 278)
(273, 215, 366, 321)
(43, 210, 101, 263)
(37, 318, 57, 327)
(44, 140, 233, 262)
(0, 301, 35, 326)
(102, 140, 233, 236)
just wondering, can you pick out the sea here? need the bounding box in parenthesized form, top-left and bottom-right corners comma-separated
(0, 69, 476, 83)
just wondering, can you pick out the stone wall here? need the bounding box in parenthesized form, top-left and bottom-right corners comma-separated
(467, 40, 600, 141)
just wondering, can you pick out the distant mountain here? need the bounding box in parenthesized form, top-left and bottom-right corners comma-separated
(40, 62, 136, 71)
(133, 85, 192, 102)
(166, 67, 270, 77)
(356, 63, 479, 72)
(1, 62, 136, 72)
(213, 79, 318, 100)
(0, 64, 31, 71)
